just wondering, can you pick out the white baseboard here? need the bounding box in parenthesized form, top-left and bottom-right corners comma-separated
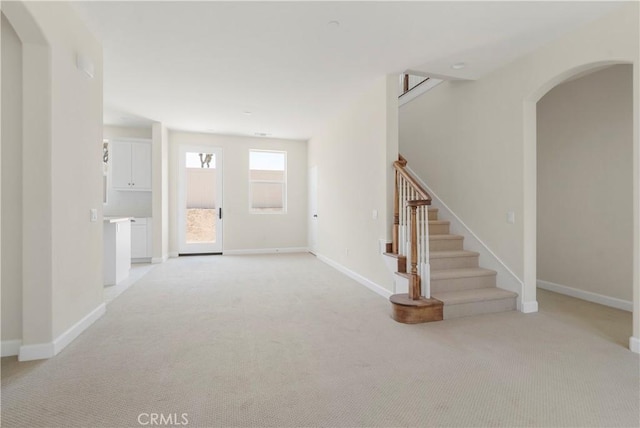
(223, 247, 308, 255)
(630, 336, 640, 354)
(405, 166, 524, 307)
(19, 343, 55, 361)
(53, 303, 106, 355)
(1, 339, 22, 357)
(521, 300, 539, 313)
(537, 279, 632, 312)
(151, 254, 169, 264)
(317, 254, 392, 299)
(18, 303, 106, 362)
(169, 252, 179, 258)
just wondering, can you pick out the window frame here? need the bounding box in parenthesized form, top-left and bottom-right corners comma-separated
(248, 149, 287, 214)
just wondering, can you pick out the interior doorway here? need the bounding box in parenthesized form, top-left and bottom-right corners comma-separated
(535, 64, 633, 345)
(178, 145, 223, 254)
(308, 166, 318, 255)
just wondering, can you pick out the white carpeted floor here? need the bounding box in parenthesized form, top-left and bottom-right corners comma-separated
(1, 253, 638, 427)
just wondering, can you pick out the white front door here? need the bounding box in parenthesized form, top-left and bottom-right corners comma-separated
(178, 145, 223, 254)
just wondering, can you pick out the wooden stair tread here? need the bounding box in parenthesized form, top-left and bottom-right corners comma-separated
(383, 252, 405, 259)
(432, 288, 517, 305)
(429, 220, 449, 225)
(430, 250, 479, 259)
(431, 267, 497, 280)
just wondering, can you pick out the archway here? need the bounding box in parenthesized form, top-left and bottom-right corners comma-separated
(522, 60, 639, 352)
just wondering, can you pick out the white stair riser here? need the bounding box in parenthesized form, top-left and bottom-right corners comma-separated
(443, 297, 516, 319)
(429, 223, 450, 235)
(431, 274, 497, 293)
(430, 255, 479, 270)
(394, 274, 409, 294)
(429, 238, 464, 251)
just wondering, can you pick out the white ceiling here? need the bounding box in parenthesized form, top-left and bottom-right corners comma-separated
(72, 1, 623, 140)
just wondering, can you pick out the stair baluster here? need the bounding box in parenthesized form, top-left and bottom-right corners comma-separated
(391, 156, 433, 299)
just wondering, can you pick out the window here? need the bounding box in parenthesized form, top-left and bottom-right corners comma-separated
(249, 150, 286, 213)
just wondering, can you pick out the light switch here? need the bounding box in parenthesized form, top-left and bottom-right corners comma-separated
(372, 209, 378, 220)
(90, 208, 98, 222)
(506, 211, 515, 224)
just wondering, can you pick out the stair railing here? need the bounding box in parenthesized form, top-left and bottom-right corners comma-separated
(399, 74, 431, 97)
(393, 156, 432, 299)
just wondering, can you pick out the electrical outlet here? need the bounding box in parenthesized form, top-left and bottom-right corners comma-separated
(90, 208, 98, 222)
(506, 211, 515, 224)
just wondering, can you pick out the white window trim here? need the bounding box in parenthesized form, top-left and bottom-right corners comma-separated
(249, 149, 287, 214)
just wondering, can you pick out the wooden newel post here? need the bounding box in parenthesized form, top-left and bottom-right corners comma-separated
(409, 204, 420, 300)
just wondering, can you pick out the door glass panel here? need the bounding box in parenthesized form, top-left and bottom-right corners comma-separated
(185, 152, 217, 243)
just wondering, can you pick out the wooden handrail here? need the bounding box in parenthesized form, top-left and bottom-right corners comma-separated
(393, 160, 431, 203)
(400, 75, 431, 97)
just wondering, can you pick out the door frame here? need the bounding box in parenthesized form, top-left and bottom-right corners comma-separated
(308, 166, 318, 255)
(178, 145, 223, 254)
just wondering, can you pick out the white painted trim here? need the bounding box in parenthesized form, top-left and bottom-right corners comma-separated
(537, 279, 632, 312)
(151, 255, 168, 264)
(18, 303, 106, 362)
(169, 252, 179, 258)
(1, 339, 22, 357)
(317, 254, 392, 299)
(405, 166, 524, 308)
(53, 303, 106, 355)
(378, 239, 390, 254)
(223, 247, 308, 255)
(630, 336, 640, 354)
(398, 79, 443, 106)
(19, 343, 54, 361)
(521, 301, 539, 313)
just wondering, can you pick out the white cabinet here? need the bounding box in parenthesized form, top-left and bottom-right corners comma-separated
(103, 218, 131, 285)
(111, 140, 152, 191)
(131, 217, 152, 261)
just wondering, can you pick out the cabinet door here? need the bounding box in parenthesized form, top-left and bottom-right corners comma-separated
(131, 224, 147, 258)
(131, 142, 152, 190)
(111, 141, 133, 189)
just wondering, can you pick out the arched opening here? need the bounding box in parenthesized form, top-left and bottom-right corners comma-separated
(1, 2, 54, 358)
(522, 60, 638, 351)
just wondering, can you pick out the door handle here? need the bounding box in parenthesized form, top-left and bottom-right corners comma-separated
(219, 207, 222, 219)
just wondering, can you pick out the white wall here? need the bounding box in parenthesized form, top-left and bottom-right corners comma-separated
(103, 125, 152, 217)
(2, 1, 105, 358)
(537, 65, 633, 303)
(168, 132, 307, 253)
(152, 122, 169, 262)
(399, 3, 639, 347)
(308, 75, 398, 292)
(1, 12, 24, 345)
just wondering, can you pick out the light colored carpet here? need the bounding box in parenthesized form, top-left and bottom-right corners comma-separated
(1, 253, 638, 427)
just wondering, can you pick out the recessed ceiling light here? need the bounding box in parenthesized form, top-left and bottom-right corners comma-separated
(243, 111, 252, 116)
(327, 20, 340, 29)
(451, 62, 466, 70)
(254, 132, 271, 137)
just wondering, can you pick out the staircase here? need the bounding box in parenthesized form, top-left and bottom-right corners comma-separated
(426, 208, 517, 319)
(386, 156, 517, 323)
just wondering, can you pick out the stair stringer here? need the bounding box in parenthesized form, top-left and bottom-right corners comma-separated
(405, 166, 525, 311)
